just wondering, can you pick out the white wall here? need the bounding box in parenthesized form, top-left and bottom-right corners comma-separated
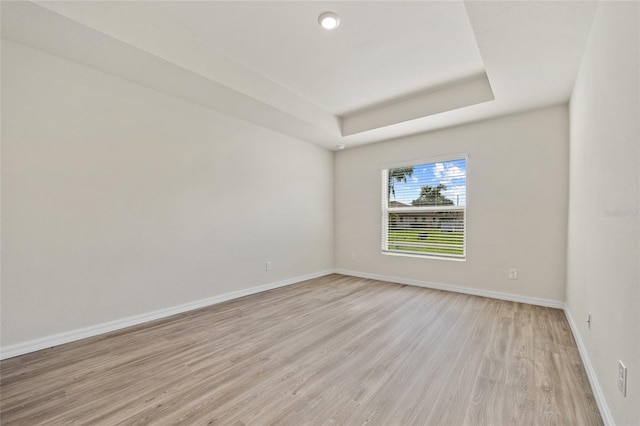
(1, 40, 334, 349)
(567, 2, 640, 425)
(335, 105, 569, 303)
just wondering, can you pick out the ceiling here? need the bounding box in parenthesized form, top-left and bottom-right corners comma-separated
(143, 1, 485, 116)
(2, 1, 599, 150)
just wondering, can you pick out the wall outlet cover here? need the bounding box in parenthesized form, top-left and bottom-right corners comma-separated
(618, 360, 627, 397)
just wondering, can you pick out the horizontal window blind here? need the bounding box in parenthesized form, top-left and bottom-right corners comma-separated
(382, 157, 467, 259)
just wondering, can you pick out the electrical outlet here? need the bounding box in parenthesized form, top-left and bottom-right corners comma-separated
(265, 261, 272, 271)
(508, 268, 518, 279)
(350, 252, 356, 261)
(618, 360, 627, 397)
(587, 313, 592, 330)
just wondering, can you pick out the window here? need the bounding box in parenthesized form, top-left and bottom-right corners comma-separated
(382, 156, 467, 259)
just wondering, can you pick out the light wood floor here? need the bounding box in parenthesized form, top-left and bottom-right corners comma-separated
(1, 274, 602, 425)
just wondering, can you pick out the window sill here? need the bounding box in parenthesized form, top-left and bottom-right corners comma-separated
(381, 251, 466, 262)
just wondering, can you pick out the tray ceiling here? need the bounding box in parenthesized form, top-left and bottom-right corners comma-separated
(1, 1, 598, 150)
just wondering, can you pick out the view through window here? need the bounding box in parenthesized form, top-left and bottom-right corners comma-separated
(382, 157, 467, 259)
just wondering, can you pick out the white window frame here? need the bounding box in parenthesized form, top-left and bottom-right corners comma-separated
(381, 154, 467, 260)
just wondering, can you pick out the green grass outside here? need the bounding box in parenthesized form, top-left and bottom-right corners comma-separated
(388, 229, 464, 256)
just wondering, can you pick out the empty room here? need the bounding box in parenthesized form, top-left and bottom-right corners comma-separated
(1, 1, 638, 425)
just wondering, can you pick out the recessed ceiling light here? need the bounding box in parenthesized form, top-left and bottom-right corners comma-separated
(318, 12, 340, 30)
(336, 144, 345, 150)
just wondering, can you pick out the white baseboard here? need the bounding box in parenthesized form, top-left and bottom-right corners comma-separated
(334, 268, 565, 309)
(0, 269, 334, 360)
(564, 307, 615, 426)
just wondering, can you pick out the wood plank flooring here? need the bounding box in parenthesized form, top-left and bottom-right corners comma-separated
(0, 274, 602, 425)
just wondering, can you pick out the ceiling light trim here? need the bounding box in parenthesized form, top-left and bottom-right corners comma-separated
(318, 11, 340, 30)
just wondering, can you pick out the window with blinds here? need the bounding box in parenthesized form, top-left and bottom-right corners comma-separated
(382, 156, 467, 259)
